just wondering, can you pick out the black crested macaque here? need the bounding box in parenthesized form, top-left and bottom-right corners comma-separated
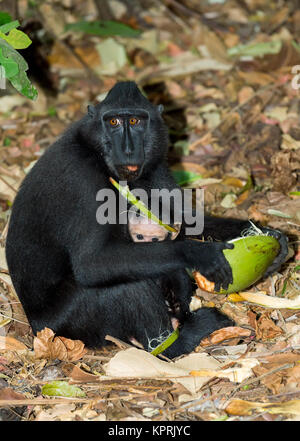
(6, 82, 288, 358)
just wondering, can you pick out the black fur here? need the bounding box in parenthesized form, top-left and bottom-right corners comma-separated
(5, 82, 288, 358)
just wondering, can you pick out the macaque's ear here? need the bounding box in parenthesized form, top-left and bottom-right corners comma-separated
(170, 223, 182, 240)
(87, 105, 96, 118)
(157, 104, 164, 114)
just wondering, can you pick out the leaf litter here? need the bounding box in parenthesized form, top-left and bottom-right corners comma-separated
(0, 0, 299, 422)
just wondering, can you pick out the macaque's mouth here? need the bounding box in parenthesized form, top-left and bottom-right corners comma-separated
(116, 164, 142, 180)
(126, 165, 139, 172)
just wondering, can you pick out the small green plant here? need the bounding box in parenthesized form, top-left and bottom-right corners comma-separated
(65, 20, 141, 38)
(0, 11, 37, 100)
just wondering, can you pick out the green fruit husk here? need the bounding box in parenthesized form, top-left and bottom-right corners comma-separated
(219, 235, 280, 294)
(41, 381, 86, 398)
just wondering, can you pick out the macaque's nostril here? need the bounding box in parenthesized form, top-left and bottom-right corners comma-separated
(152, 237, 159, 242)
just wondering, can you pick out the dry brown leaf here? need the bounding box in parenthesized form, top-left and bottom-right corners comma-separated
(190, 357, 259, 383)
(221, 302, 252, 328)
(70, 364, 100, 383)
(47, 41, 83, 71)
(200, 326, 251, 347)
(255, 313, 283, 341)
(238, 71, 274, 86)
(193, 271, 215, 293)
(286, 365, 300, 388)
(34, 402, 101, 421)
(235, 190, 250, 205)
(34, 403, 76, 421)
(225, 399, 300, 416)
(238, 86, 255, 105)
(222, 177, 245, 188)
(0, 387, 25, 400)
(0, 335, 27, 351)
(103, 348, 259, 394)
(104, 347, 222, 394)
(263, 352, 300, 364)
(165, 80, 186, 99)
(74, 45, 102, 71)
(251, 353, 300, 394)
(203, 29, 231, 63)
(252, 362, 289, 394)
(34, 327, 87, 361)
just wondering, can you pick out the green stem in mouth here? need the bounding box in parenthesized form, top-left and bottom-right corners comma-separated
(109, 177, 177, 233)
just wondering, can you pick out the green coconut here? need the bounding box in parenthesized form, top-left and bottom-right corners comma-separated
(194, 235, 280, 294)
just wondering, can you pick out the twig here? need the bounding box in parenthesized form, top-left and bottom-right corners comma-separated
(0, 312, 28, 325)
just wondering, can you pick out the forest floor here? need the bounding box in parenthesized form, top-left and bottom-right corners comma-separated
(0, 0, 299, 422)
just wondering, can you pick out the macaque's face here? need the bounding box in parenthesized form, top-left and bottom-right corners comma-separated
(128, 213, 181, 243)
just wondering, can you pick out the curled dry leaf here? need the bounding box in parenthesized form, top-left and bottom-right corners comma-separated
(255, 313, 283, 341)
(34, 327, 87, 362)
(200, 326, 251, 347)
(70, 364, 100, 383)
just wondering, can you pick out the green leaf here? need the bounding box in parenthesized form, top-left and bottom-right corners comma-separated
(3, 137, 11, 146)
(0, 12, 12, 26)
(65, 20, 141, 38)
(42, 381, 86, 398)
(0, 28, 32, 49)
(172, 170, 203, 186)
(292, 40, 300, 53)
(228, 40, 282, 58)
(9, 69, 38, 100)
(267, 209, 292, 219)
(173, 139, 190, 156)
(0, 47, 19, 78)
(47, 106, 57, 117)
(0, 38, 37, 100)
(0, 20, 19, 34)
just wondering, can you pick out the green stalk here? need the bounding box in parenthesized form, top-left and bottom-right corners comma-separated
(151, 328, 180, 356)
(109, 177, 177, 233)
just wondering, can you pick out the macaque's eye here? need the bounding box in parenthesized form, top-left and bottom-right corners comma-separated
(129, 117, 139, 126)
(136, 234, 144, 240)
(152, 237, 159, 242)
(109, 118, 121, 126)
